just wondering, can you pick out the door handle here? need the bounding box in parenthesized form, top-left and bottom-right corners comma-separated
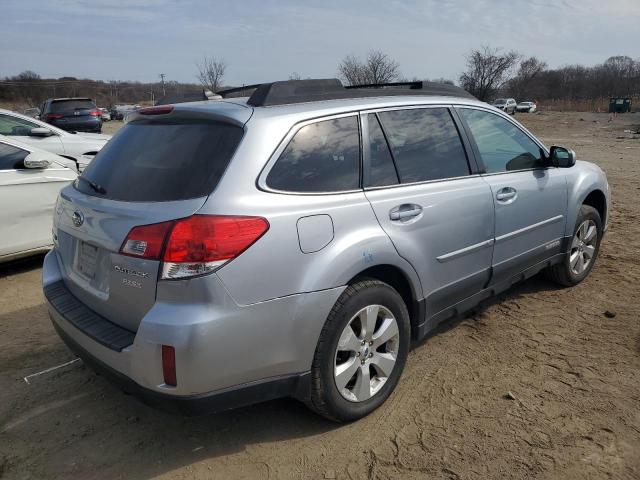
(496, 187, 517, 203)
(389, 204, 423, 221)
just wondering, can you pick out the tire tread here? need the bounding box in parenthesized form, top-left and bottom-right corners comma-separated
(308, 279, 407, 422)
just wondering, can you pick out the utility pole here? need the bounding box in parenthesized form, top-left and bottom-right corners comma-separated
(159, 73, 166, 96)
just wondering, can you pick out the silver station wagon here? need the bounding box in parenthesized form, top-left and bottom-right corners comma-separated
(43, 79, 609, 421)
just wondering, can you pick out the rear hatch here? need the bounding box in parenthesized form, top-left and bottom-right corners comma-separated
(53, 107, 248, 332)
(47, 98, 99, 125)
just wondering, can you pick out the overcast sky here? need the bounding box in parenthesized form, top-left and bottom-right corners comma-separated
(2, 0, 639, 85)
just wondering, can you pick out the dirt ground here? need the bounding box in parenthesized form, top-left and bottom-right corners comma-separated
(1, 112, 639, 480)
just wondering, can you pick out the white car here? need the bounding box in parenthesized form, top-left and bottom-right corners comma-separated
(0, 135, 77, 262)
(0, 108, 111, 171)
(516, 101, 537, 113)
(99, 108, 111, 121)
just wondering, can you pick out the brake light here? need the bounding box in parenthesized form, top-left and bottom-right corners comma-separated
(90, 109, 101, 117)
(162, 215, 269, 279)
(46, 113, 63, 120)
(139, 105, 174, 115)
(119, 215, 269, 279)
(161, 345, 177, 386)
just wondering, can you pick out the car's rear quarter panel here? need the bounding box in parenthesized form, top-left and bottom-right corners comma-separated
(203, 113, 422, 307)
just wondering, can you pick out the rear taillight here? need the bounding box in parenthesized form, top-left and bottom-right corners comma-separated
(90, 109, 101, 117)
(119, 215, 269, 280)
(46, 113, 63, 120)
(120, 221, 173, 259)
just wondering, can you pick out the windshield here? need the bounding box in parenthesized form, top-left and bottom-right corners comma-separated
(75, 119, 243, 202)
(493, 99, 507, 104)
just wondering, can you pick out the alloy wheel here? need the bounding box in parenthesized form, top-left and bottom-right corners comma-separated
(570, 219, 598, 275)
(334, 305, 400, 402)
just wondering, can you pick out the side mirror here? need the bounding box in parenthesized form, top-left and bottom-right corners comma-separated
(30, 127, 54, 137)
(23, 152, 52, 169)
(549, 146, 576, 168)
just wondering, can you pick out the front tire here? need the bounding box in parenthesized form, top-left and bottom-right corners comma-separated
(308, 280, 410, 422)
(546, 205, 602, 286)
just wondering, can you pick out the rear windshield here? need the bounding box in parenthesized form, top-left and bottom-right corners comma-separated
(50, 99, 96, 112)
(75, 119, 244, 202)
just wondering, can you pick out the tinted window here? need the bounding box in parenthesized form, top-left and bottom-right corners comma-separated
(377, 108, 470, 183)
(49, 99, 96, 113)
(0, 114, 39, 136)
(0, 143, 29, 170)
(75, 120, 243, 201)
(266, 116, 360, 192)
(460, 108, 545, 173)
(366, 114, 398, 187)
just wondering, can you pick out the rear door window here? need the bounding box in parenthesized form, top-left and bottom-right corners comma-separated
(266, 116, 360, 193)
(377, 108, 470, 183)
(365, 113, 398, 187)
(75, 120, 244, 202)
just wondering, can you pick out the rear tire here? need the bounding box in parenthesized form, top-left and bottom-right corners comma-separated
(545, 205, 602, 286)
(308, 280, 410, 422)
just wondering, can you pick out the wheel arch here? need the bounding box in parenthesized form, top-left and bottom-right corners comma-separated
(346, 264, 424, 339)
(582, 189, 607, 226)
(565, 164, 610, 237)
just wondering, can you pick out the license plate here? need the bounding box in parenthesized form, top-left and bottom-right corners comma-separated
(77, 242, 98, 279)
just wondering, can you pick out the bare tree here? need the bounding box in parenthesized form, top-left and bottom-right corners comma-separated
(459, 46, 520, 101)
(288, 72, 302, 80)
(509, 56, 547, 98)
(197, 56, 226, 92)
(338, 50, 400, 86)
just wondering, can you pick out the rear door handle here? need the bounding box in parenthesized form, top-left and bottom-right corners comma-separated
(496, 187, 517, 203)
(389, 204, 423, 221)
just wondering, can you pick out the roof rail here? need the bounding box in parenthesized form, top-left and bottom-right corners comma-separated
(344, 81, 425, 90)
(238, 78, 475, 107)
(216, 83, 263, 98)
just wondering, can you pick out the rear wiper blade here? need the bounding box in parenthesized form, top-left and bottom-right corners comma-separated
(79, 177, 106, 195)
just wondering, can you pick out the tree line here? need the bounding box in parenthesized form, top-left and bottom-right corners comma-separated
(1, 47, 638, 111)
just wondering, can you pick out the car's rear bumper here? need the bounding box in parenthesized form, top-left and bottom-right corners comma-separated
(51, 318, 310, 415)
(43, 250, 342, 414)
(50, 118, 102, 132)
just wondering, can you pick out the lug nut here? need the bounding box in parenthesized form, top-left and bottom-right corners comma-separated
(369, 352, 373, 358)
(369, 341, 373, 346)
(361, 340, 366, 346)
(361, 359, 365, 365)
(356, 352, 361, 357)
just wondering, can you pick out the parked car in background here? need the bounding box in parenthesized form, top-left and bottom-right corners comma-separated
(23, 107, 40, 118)
(40, 97, 102, 133)
(0, 135, 77, 263)
(43, 79, 609, 422)
(492, 98, 517, 114)
(99, 108, 111, 121)
(0, 108, 111, 172)
(110, 104, 138, 120)
(516, 101, 537, 113)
